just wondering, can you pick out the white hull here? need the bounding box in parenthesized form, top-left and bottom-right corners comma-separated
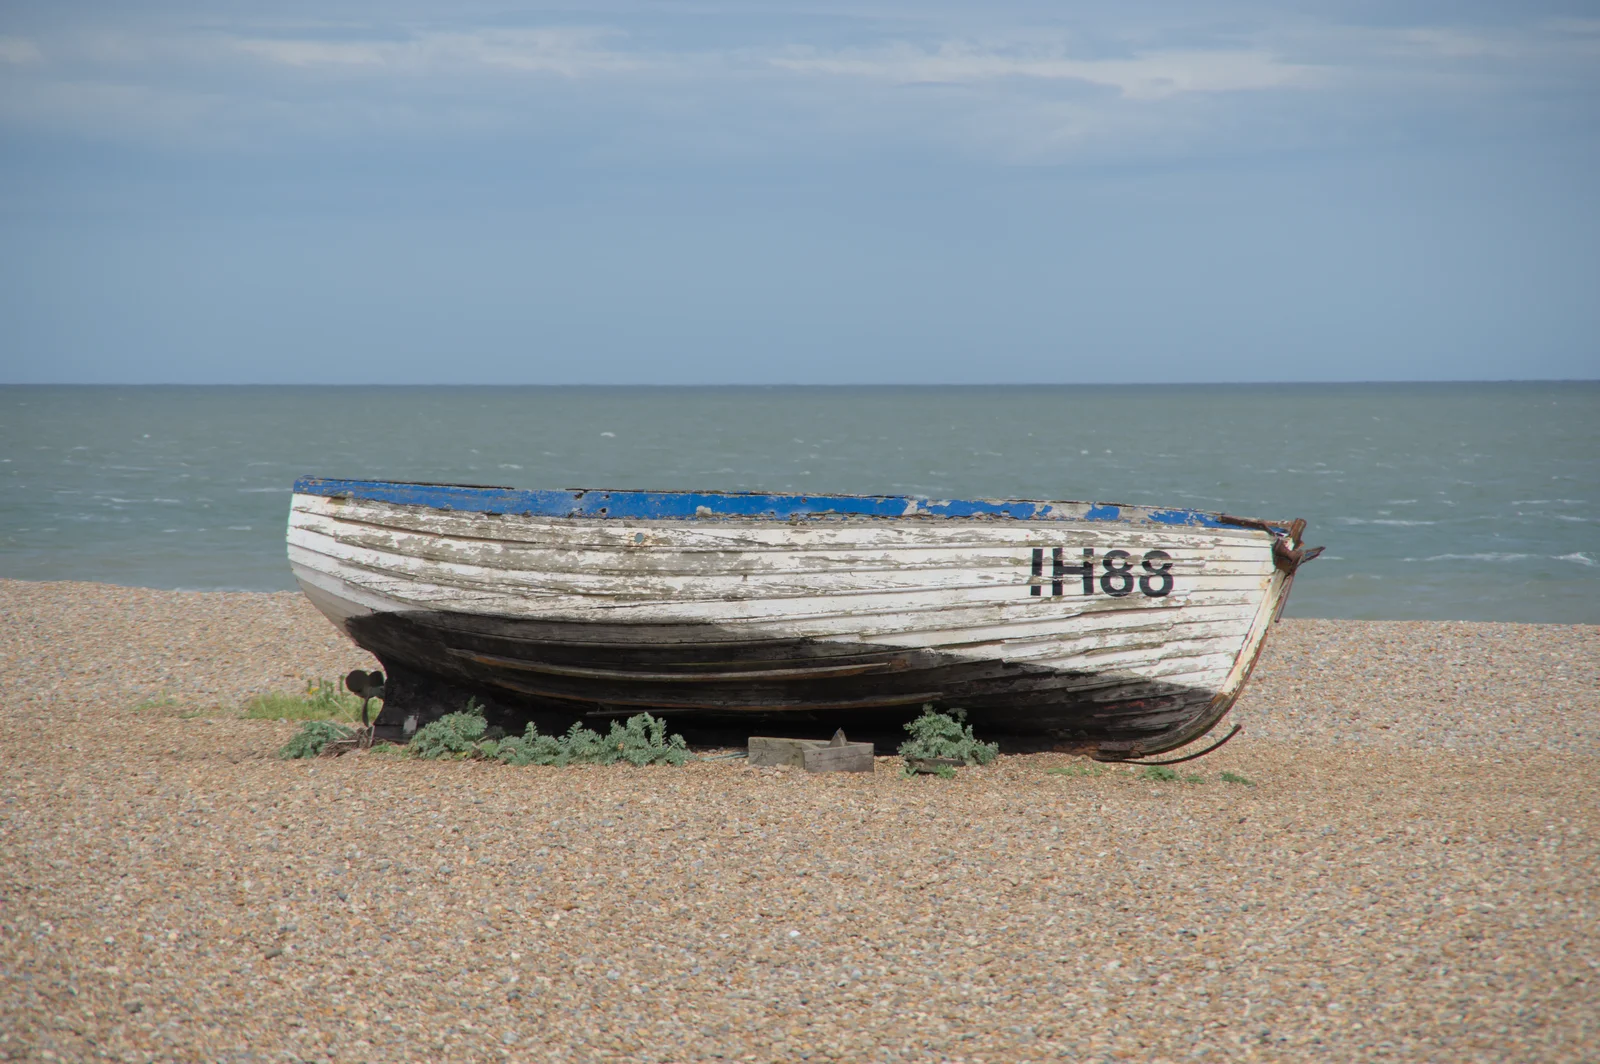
(287, 482, 1312, 758)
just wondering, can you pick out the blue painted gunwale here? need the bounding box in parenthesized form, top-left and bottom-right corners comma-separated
(295, 477, 1274, 532)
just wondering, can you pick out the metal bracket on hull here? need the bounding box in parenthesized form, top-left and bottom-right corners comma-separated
(1219, 515, 1325, 575)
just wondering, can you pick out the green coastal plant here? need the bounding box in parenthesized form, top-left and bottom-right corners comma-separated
(1220, 771, 1257, 787)
(277, 720, 354, 759)
(408, 699, 690, 767)
(493, 716, 691, 767)
(409, 709, 489, 759)
(898, 706, 999, 777)
(607, 713, 693, 766)
(1138, 765, 1206, 783)
(245, 679, 372, 723)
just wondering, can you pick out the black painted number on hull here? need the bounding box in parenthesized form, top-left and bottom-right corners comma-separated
(1029, 548, 1174, 598)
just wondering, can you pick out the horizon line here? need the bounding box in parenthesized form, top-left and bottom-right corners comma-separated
(3, 378, 1597, 389)
(3, 376, 1600, 388)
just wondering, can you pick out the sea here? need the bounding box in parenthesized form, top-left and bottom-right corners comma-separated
(2, 383, 1595, 624)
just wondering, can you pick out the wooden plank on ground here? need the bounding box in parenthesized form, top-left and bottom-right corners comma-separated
(748, 736, 816, 768)
(749, 733, 876, 773)
(801, 742, 875, 773)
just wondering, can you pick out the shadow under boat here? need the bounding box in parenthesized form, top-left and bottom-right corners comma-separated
(348, 608, 1229, 757)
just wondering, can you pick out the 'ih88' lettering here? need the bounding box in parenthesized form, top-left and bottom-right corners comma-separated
(1029, 547, 1174, 598)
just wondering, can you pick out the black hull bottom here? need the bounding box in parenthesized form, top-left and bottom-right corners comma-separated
(348, 609, 1235, 758)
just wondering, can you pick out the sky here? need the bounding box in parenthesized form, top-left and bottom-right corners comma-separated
(1, 1, 1597, 384)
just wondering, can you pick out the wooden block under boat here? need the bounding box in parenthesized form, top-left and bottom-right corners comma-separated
(801, 742, 875, 774)
(749, 733, 875, 773)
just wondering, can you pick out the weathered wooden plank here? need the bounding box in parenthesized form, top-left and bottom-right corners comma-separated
(747, 736, 815, 767)
(287, 531, 1273, 612)
(292, 549, 1251, 640)
(287, 550, 1264, 651)
(292, 554, 1262, 662)
(291, 508, 1276, 574)
(287, 547, 1264, 647)
(287, 523, 1275, 593)
(801, 742, 875, 774)
(748, 734, 875, 772)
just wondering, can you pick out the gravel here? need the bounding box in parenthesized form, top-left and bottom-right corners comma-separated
(2, 578, 1596, 1063)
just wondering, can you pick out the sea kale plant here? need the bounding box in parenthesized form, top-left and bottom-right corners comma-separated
(408, 701, 490, 759)
(276, 719, 355, 759)
(408, 699, 690, 767)
(898, 706, 999, 777)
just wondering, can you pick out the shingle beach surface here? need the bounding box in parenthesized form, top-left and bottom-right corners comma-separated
(2, 578, 1596, 1063)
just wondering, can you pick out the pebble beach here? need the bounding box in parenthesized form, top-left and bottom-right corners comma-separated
(1, 578, 1596, 1063)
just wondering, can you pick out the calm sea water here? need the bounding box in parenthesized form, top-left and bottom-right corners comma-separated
(2, 384, 1595, 623)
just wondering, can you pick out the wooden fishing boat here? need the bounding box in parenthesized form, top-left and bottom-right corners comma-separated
(287, 477, 1321, 760)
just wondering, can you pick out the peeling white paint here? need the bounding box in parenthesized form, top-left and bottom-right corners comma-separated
(288, 493, 1292, 710)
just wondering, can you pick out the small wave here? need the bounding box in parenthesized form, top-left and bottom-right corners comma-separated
(1554, 515, 1594, 522)
(1401, 553, 1600, 567)
(1335, 517, 1437, 526)
(1512, 499, 1587, 505)
(1384, 499, 1418, 505)
(228, 525, 253, 531)
(238, 487, 286, 493)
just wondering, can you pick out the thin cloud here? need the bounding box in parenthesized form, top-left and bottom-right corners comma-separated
(0, 8, 1594, 162)
(772, 43, 1324, 100)
(228, 27, 645, 78)
(1263, 17, 1600, 78)
(0, 35, 43, 65)
(1369, 19, 1600, 62)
